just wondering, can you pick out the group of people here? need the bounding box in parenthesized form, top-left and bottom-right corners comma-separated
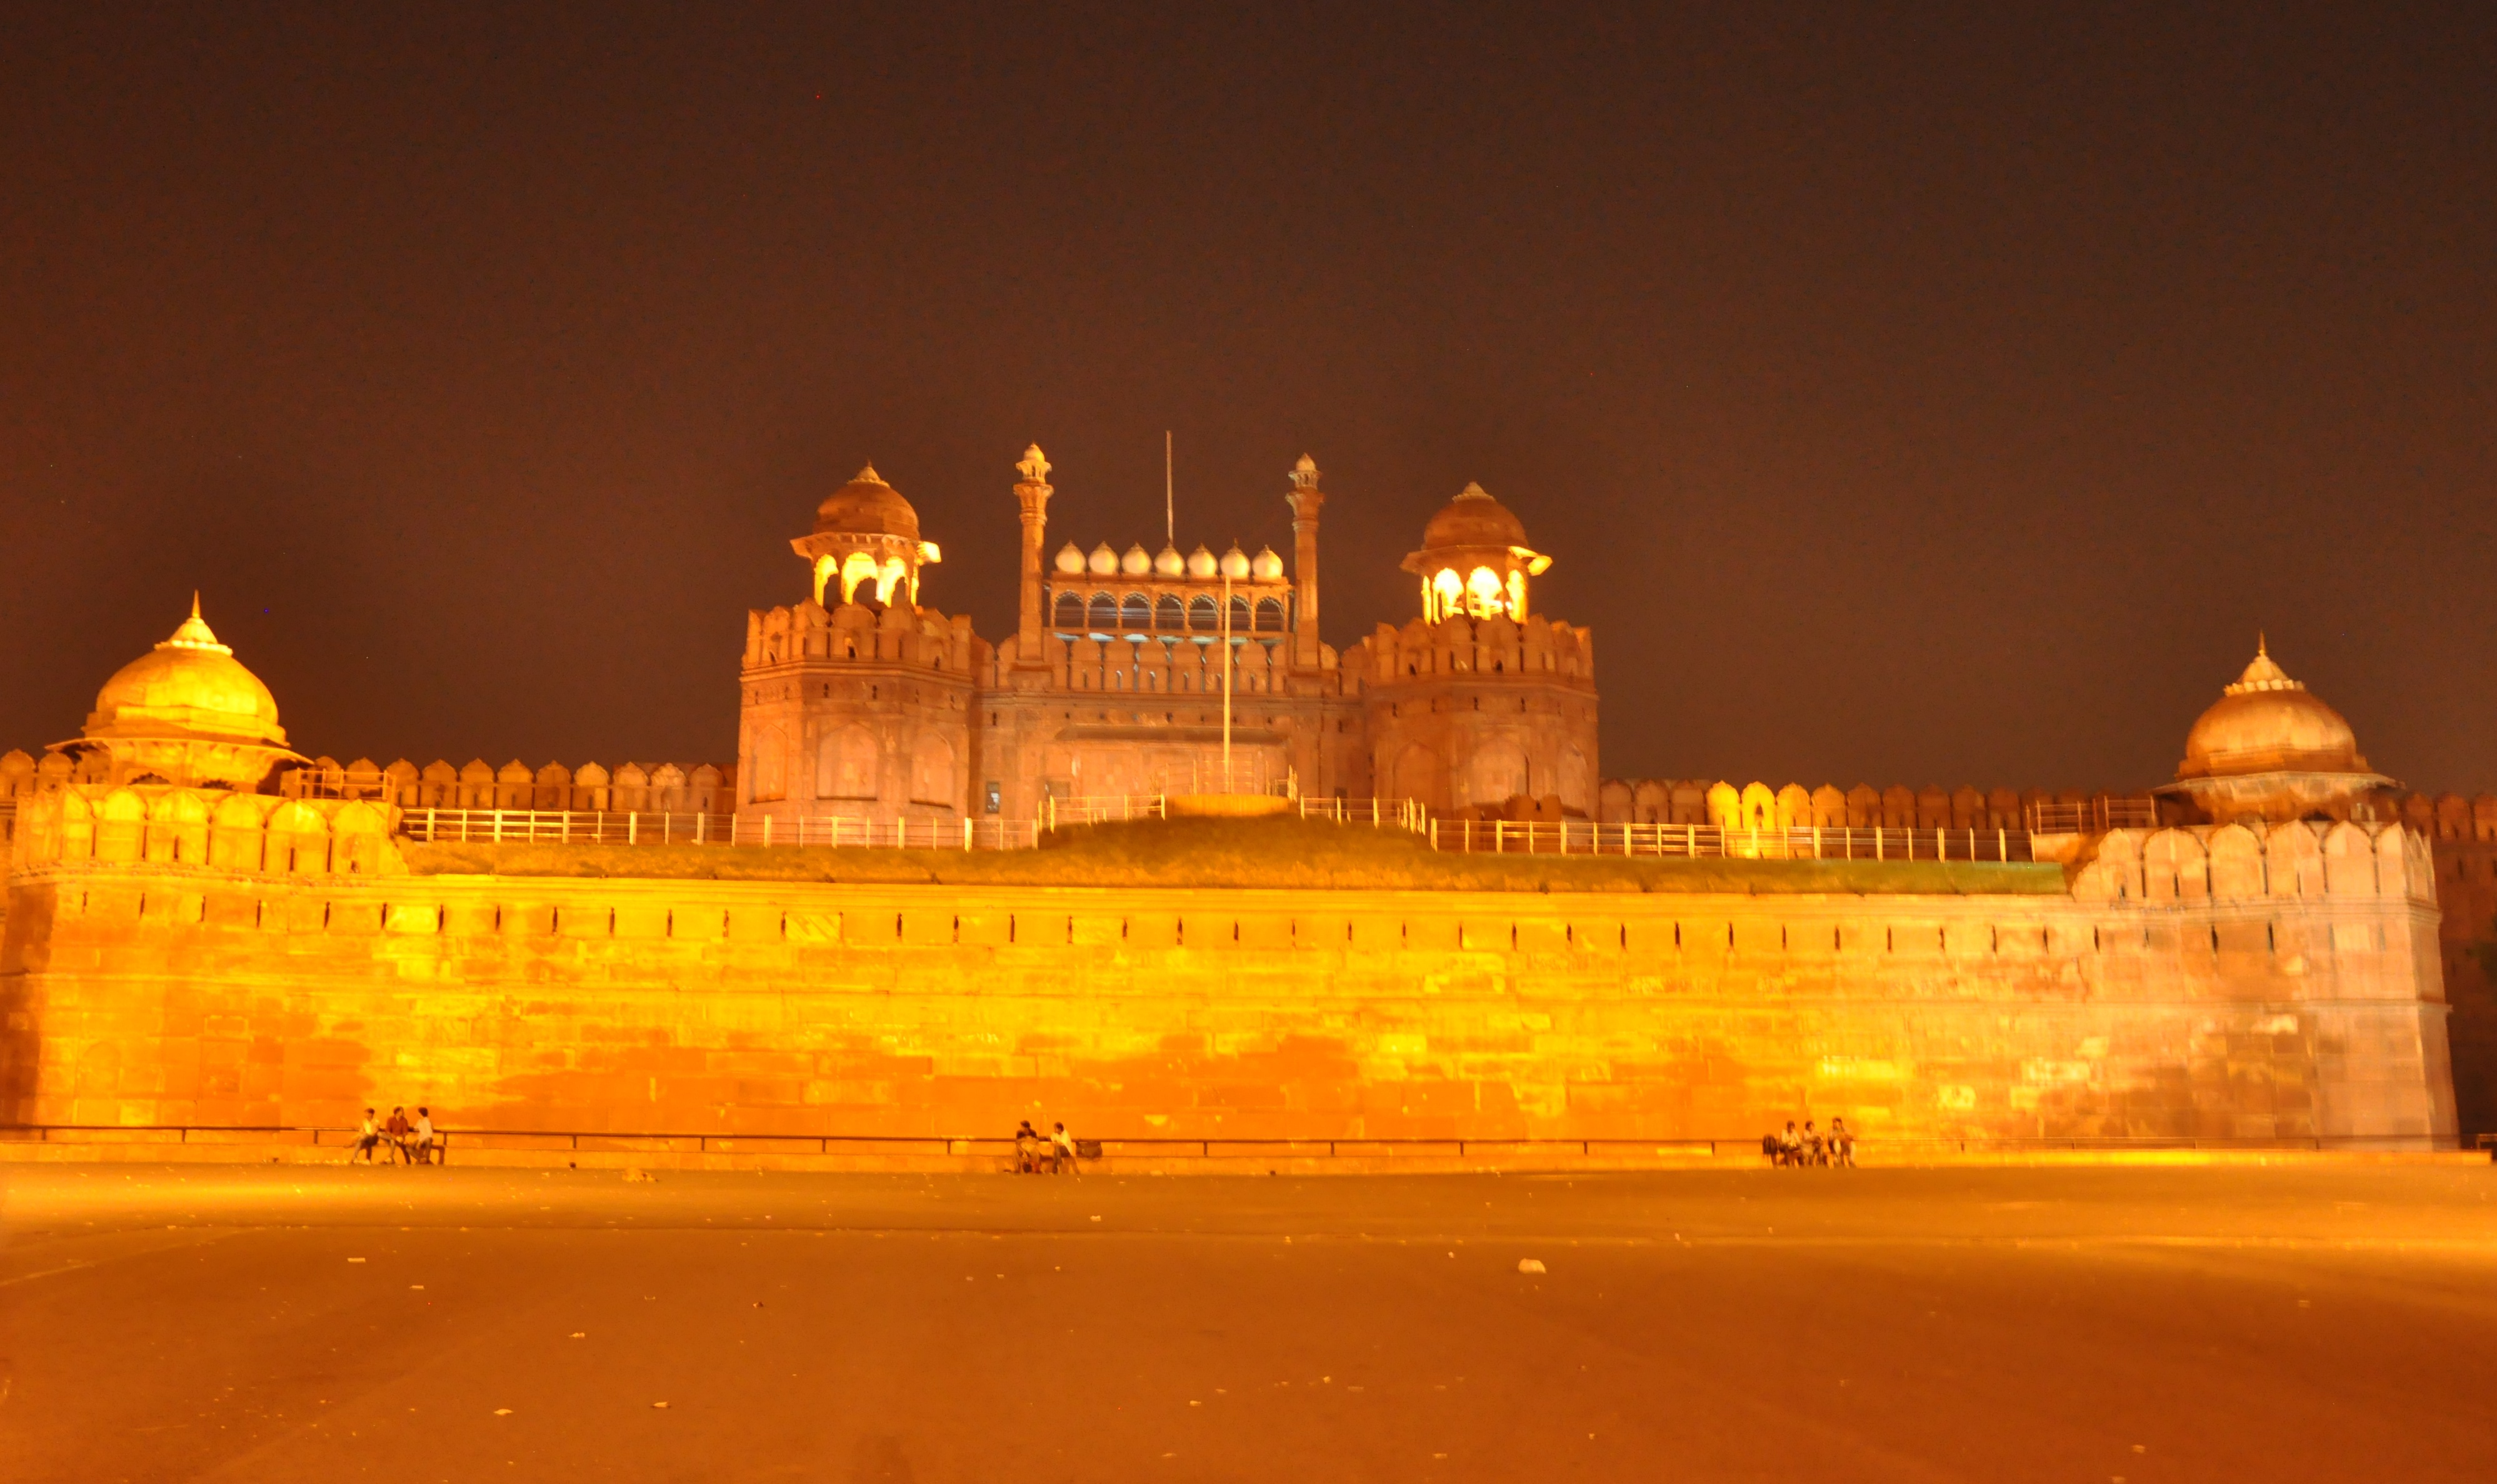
(1764, 1117, 1854, 1167)
(1013, 1120, 1079, 1174)
(350, 1106, 440, 1165)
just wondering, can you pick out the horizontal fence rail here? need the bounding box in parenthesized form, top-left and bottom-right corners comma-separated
(396, 798, 1426, 850)
(1428, 819, 2036, 863)
(388, 807, 2033, 860)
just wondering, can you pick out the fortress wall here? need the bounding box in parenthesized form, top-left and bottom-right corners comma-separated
(1, 850, 2455, 1148)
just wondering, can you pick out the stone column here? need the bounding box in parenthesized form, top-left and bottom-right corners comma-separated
(1013, 444, 1053, 672)
(1286, 454, 1324, 672)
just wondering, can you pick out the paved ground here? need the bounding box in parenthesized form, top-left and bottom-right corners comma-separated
(3, 1163, 2494, 1482)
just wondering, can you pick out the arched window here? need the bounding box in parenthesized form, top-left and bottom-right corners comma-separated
(1467, 740, 1528, 808)
(816, 726, 879, 800)
(1189, 595, 1218, 631)
(1053, 591, 1083, 631)
(1121, 592, 1151, 628)
(749, 725, 788, 802)
(1431, 569, 1463, 621)
(1155, 594, 1184, 629)
(909, 734, 956, 807)
(1254, 597, 1283, 632)
(1228, 595, 1251, 633)
(1466, 567, 1504, 619)
(1087, 593, 1116, 632)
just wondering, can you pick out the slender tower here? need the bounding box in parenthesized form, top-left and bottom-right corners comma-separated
(1286, 454, 1325, 671)
(1013, 444, 1053, 672)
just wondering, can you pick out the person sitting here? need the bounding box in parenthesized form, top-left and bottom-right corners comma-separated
(411, 1107, 437, 1166)
(350, 1108, 384, 1163)
(1013, 1121, 1043, 1174)
(1802, 1119, 1826, 1167)
(1049, 1122, 1078, 1175)
(1759, 1130, 1781, 1165)
(1829, 1117, 1856, 1168)
(383, 1106, 413, 1163)
(1775, 1120, 1802, 1167)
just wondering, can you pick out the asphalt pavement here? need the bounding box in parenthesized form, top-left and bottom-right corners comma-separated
(3, 1163, 2494, 1482)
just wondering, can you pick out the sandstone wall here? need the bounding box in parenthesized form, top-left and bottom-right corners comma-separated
(1, 816, 2455, 1150)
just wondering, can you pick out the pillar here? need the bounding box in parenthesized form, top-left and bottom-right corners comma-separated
(1287, 454, 1324, 671)
(1014, 444, 1053, 670)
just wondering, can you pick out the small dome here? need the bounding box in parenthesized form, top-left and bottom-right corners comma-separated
(1054, 542, 1086, 574)
(1250, 546, 1284, 580)
(1088, 542, 1119, 575)
(1186, 545, 1217, 578)
(1121, 544, 1153, 575)
(1422, 481, 1528, 551)
(89, 598, 286, 745)
(1219, 545, 1251, 580)
(813, 464, 920, 541)
(2179, 641, 2366, 779)
(1153, 544, 1185, 577)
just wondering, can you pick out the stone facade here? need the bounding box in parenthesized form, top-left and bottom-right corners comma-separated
(0, 792, 2455, 1148)
(735, 452, 1595, 824)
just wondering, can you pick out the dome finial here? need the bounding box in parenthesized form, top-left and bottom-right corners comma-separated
(1456, 481, 1491, 502)
(2224, 637, 2299, 696)
(161, 594, 231, 657)
(2257, 629, 2268, 659)
(853, 462, 884, 486)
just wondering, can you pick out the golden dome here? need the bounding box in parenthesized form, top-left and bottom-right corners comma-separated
(2178, 639, 2364, 780)
(813, 464, 921, 542)
(1421, 482, 1528, 551)
(86, 596, 287, 747)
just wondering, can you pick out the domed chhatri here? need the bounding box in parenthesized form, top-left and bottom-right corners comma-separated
(1403, 481, 1551, 622)
(56, 595, 304, 790)
(791, 463, 942, 607)
(2159, 637, 2393, 824)
(813, 462, 920, 542)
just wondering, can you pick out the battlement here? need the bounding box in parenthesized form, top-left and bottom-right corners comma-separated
(11, 784, 403, 877)
(743, 599, 984, 674)
(1344, 612, 1594, 685)
(983, 631, 1348, 697)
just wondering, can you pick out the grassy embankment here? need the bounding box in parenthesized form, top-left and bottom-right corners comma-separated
(404, 815, 2066, 896)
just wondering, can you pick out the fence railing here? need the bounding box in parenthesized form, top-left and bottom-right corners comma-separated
(1427, 819, 2035, 862)
(389, 805, 2024, 861)
(2026, 795, 2160, 834)
(398, 809, 1043, 851)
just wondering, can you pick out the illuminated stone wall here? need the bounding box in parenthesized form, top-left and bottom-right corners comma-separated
(0, 789, 2456, 1149)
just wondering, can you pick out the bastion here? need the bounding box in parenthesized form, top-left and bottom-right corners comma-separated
(0, 804, 2455, 1159)
(0, 470, 2470, 1165)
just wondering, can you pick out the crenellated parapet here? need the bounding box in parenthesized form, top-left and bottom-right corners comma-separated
(983, 631, 1348, 699)
(1342, 612, 1594, 685)
(13, 784, 404, 877)
(1599, 779, 2076, 831)
(743, 598, 984, 675)
(2067, 821, 2436, 908)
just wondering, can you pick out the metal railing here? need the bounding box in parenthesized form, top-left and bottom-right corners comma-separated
(388, 803, 2024, 861)
(398, 809, 1044, 851)
(1427, 819, 2036, 862)
(2027, 795, 2161, 834)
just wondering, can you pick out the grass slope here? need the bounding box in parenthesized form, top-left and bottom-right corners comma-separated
(404, 816, 2066, 896)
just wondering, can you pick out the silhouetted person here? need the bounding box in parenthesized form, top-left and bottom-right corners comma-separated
(1013, 1120, 1042, 1174)
(384, 1106, 413, 1163)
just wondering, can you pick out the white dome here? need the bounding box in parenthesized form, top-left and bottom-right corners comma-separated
(1088, 542, 1118, 575)
(1154, 544, 1184, 576)
(1053, 542, 1086, 574)
(1219, 545, 1251, 580)
(1251, 546, 1284, 580)
(1186, 545, 1217, 578)
(1121, 544, 1153, 575)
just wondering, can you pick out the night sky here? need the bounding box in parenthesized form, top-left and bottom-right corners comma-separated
(4, 4, 2492, 794)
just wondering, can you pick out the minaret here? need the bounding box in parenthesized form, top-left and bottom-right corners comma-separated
(1013, 444, 1053, 670)
(1286, 453, 1324, 670)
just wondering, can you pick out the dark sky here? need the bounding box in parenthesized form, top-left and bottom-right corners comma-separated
(4, 4, 2492, 794)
